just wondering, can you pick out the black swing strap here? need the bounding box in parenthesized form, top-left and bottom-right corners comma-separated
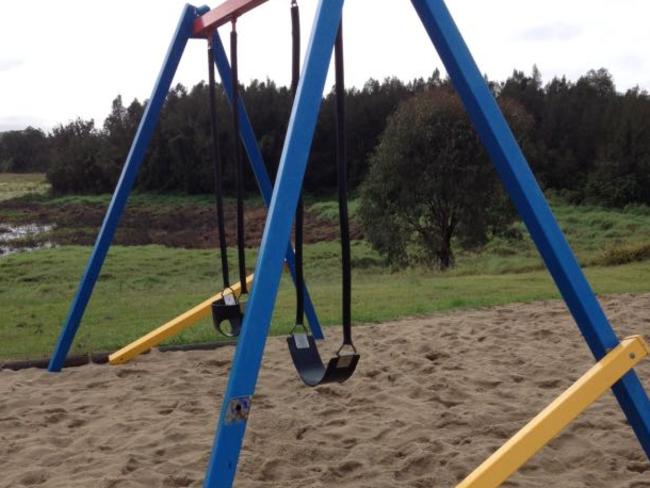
(231, 19, 248, 294)
(207, 32, 244, 339)
(335, 21, 353, 348)
(207, 43, 230, 290)
(291, 0, 305, 327)
(286, 19, 359, 388)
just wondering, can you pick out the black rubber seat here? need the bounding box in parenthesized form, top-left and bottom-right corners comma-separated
(206, 29, 249, 341)
(212, 295, 244, 337)
(287, 332, 359, 387)
(285, 17, 359, 388)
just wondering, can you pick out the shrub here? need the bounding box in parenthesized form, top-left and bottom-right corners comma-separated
(359, 89, 521, 269)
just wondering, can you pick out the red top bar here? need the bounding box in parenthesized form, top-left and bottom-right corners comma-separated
(193, 0, 269, 37)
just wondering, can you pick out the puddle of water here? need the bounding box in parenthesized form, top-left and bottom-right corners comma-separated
(0, 223, 55, 257)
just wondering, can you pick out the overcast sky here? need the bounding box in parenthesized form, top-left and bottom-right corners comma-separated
(1, 0, 649, 132)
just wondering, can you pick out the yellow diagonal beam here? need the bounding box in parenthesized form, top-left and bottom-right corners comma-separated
(108, 274, 254, 365)
(457, 335, 649, 488)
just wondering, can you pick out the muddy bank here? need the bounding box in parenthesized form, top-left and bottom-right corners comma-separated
(0, 200, 362, 249)
(0, 223, 54, 256)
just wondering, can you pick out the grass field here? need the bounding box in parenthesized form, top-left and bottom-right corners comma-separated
(2, 173, 650, 360)
(0, 173, 49, 202)
(3, 241, 650, 361)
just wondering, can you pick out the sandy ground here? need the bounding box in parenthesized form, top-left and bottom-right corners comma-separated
(2, 294, 650, 488)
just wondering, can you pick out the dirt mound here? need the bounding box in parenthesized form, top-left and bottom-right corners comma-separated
(0, 200, 363, 249)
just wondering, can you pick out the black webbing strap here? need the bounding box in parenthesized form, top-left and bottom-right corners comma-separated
(231, 20, 248, 294)
(334, 22, 352, 346)
(291, 0, 304, 326)
(286, 17, 359, 388)
(207, 44, 230, 289)
(291, 0, 300, 91)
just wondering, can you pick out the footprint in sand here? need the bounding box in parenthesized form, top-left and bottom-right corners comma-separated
(19, 471, 47, 486)
(67, 418, 86, 428)
(114, 369, 147, 378)
(627, 461, 650, 474)
(121, 455, 140, 475)
(44, 411, 67, 425)
(162, 475, 196, 487)
(536, 378, 562, 389)
(257, 458, 283, 481)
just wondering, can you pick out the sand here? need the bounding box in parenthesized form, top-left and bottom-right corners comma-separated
(2, 294, 650, 487)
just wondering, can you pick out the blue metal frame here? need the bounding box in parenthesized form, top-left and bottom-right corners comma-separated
(48, 4, 208, 372)
(210, 31, 323, 339)
(46, 0, 650, 484)
(48, 3, 328, 373)
(203, 1, 344, 485)
(411, 0, 650, 457)
(203, 0, 650, 485)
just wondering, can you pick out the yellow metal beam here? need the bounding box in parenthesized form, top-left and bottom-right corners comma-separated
(108, 274, 254, 365)
(457, 335, 649, 488)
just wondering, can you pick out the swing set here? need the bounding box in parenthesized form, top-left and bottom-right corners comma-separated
(46, 0, 650, 487)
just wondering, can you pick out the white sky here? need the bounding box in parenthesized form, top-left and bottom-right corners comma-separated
(1, 0, 649, 132)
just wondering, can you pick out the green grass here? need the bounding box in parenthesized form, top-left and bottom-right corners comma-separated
(308, 198, 360, 222)
(311, 195, 650, 275)
(11, 190, 267, 209)
(0, 175, 351, 216)
(0, 173, 266, 209)
(0, 173, 49, 202)
(3, 241, 650, 361)
(4, 178, 650, 361)
(451, 197, 650, 275)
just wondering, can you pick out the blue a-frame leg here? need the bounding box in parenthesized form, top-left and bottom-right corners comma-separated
(203, 0, 650, 486)
(48, 4, 322, 373)
(48, 4, 207, 372)
(410, 0, 650, 457)
(203, 1, 344, 485)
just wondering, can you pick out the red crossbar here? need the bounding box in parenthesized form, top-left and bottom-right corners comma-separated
(193, 0, 269, 37)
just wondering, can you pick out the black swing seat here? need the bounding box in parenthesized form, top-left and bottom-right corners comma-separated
(211, 296, 244, 337)
(287, 333, 360, 387)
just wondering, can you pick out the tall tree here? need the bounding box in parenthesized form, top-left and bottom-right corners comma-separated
(0, 127, 48, 172)
(47, 119, 105, 194)
(101, 95, 143, 186)
(359, 89, 521, 269)
(585, 87, 650, 206)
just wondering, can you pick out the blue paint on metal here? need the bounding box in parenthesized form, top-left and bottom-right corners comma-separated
(47, 4, 208, 372)
(203, 1, 344, 485)
(411, 0, 650, 459)
(46, 2, 649, 487)
(210, 31, 323, 339)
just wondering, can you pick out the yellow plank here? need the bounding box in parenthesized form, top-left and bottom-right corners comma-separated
(457, 335, 649, 488)
(108, 274, 254, 365)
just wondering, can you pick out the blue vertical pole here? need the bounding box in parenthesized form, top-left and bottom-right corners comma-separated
(411, 0, 650, 458)
(211, 32, 323, 339)
(48, 4, 208, 372)
(203, 1, 344, 486)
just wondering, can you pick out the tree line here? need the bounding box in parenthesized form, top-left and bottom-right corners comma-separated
(1, 67, 649, 208)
